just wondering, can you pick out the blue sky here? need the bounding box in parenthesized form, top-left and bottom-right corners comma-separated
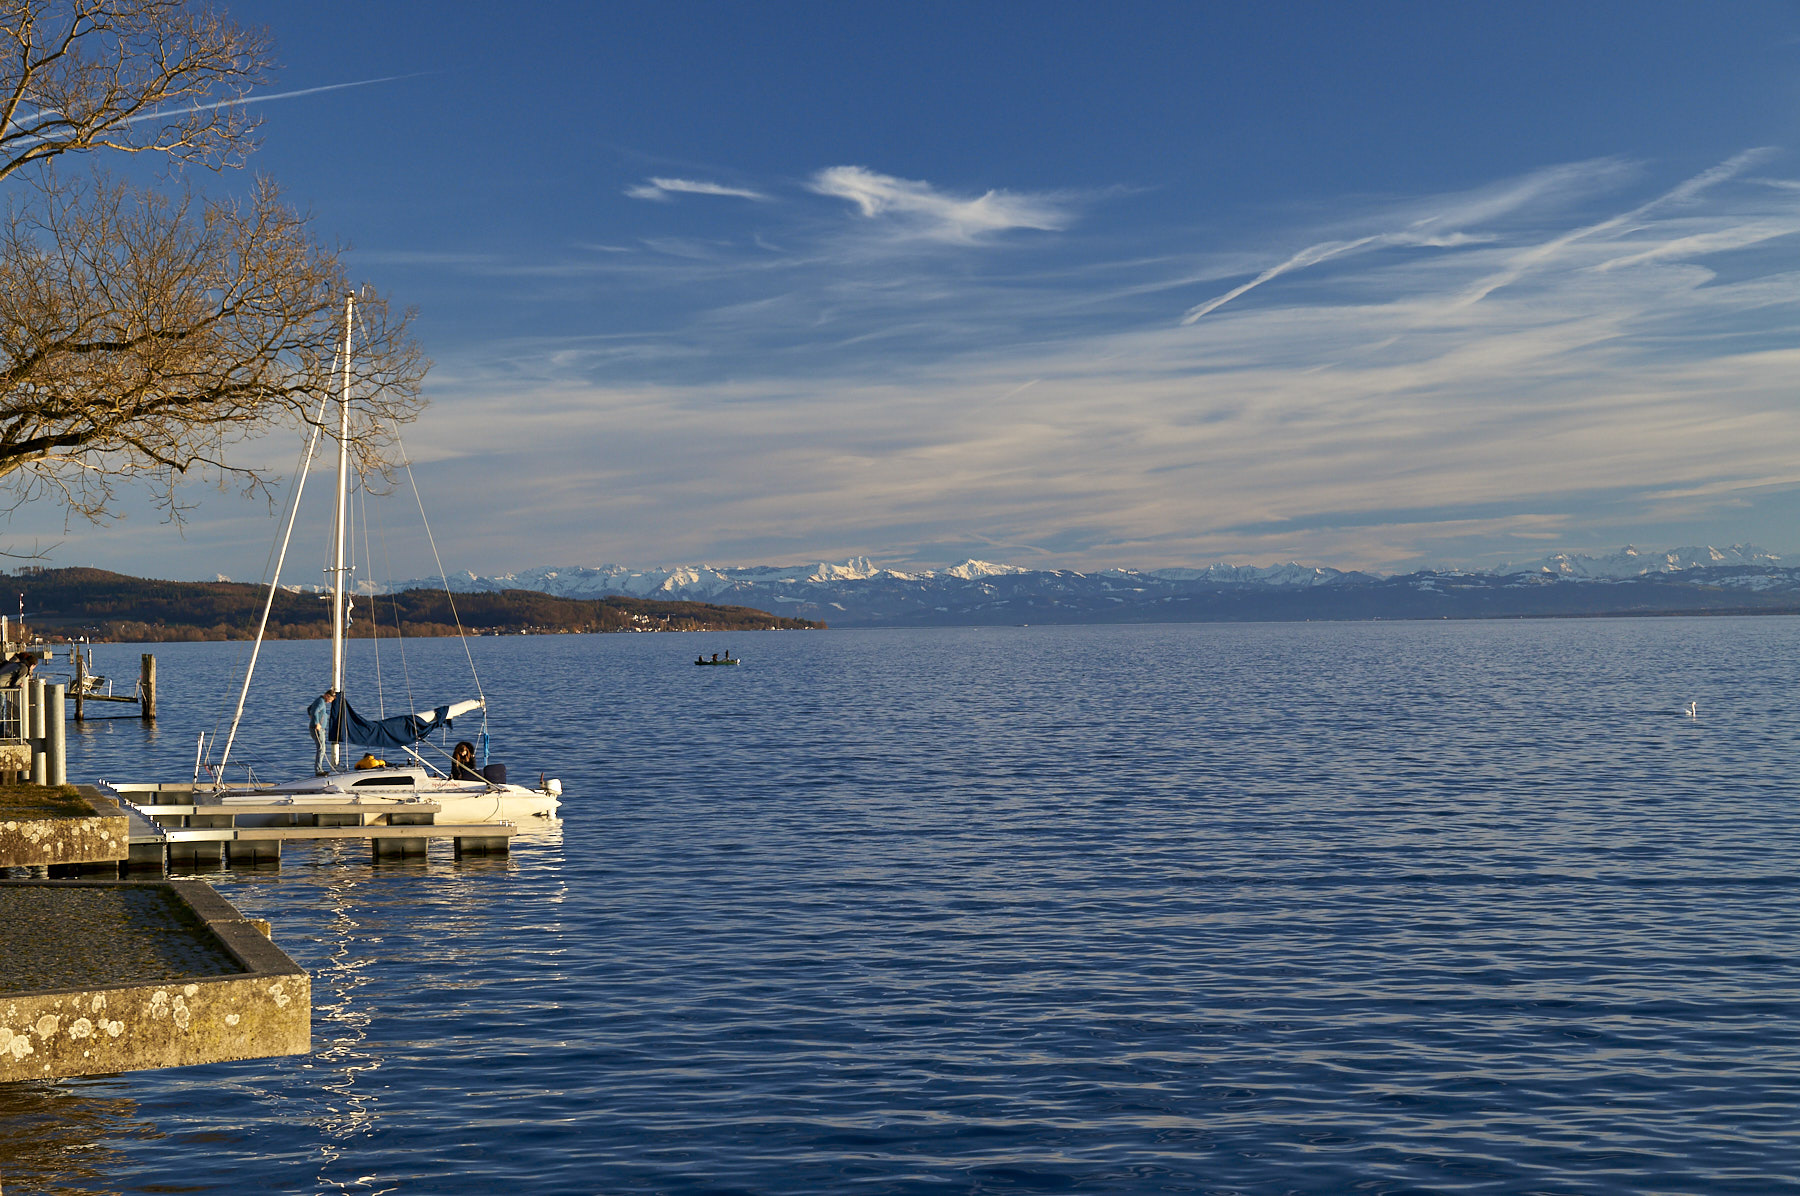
(20, 1, 1800, 581)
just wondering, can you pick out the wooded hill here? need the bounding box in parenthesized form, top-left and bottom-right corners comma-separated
(5, 568, 824, 641)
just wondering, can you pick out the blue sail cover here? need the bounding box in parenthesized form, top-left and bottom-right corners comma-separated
(328, 695, 477, 751)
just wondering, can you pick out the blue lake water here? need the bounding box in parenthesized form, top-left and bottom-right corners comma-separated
(5, 617, 1800, 1194)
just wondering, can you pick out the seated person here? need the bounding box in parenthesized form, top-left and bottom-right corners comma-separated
(450, 740, 483, 781)
(0, 652, 37, 687)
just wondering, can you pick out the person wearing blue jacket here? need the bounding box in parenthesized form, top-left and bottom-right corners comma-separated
(308, 688, 338, 775)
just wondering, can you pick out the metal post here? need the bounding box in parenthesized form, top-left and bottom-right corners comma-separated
(140, 654, 157, 722)
(29, 677, 46, 785)
(73, 650, 85, 722)
(46, 682, 64, 786)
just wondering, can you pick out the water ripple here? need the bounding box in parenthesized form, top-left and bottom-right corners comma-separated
(21, 618, 1800, 1193)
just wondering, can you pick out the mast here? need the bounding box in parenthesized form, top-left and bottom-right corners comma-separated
(329, 292, 354, 764)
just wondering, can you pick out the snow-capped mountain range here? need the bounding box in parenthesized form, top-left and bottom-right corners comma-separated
(386, 555, 1369, 601)
(1497, 543, 1785, 579)
(371, 544, 1800, 626)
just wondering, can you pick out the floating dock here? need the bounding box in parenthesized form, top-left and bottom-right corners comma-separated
(101, 783, 517, 873)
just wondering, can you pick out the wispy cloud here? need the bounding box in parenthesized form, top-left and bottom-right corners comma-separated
(81, 152, 1800, 582)
(374, 151, 1800, 576)
(626, 177, 768, 202)
(1176, 157, 1647, 324)
(808, 166, 1070, 243)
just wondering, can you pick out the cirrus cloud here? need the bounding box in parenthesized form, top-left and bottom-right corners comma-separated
(626, 177, 769, 202)
(808, 165, 1071, 243)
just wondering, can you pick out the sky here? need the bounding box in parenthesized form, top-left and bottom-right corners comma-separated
(13, 1, 1800, 582)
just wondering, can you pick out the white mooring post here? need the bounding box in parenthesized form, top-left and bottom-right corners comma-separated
(45, 682, 65, 786)
(28, 677, 46, 785)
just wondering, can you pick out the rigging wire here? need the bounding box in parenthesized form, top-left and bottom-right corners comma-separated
(213, 379, 336, 777)
(370, 477, 420, 724)
(355, 467, 386, 720)
(206, 345, 343, 772)
(389, 420, 486, 710)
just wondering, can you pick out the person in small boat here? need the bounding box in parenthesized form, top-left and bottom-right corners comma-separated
(308, 688, 338, 776)
(451, 740, 483, 781)
(696, 654, 705, 665)
(711, 652, 719, 662)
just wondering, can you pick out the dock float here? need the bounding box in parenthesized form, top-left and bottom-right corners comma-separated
(102, 785, 516, 873)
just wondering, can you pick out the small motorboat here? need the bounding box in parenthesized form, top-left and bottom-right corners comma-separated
(694, 655, 740, 666)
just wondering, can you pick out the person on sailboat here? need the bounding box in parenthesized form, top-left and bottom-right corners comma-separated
(308, 688, 338, 775)
(451, 740, 483, 781)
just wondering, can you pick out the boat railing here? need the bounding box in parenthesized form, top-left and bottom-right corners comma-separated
(0, 685, 22, 742)
(197, 760, 265, 789)
(0, 681, 66, 783)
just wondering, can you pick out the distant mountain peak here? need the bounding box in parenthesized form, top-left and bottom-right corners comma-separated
(941, 559, 1031, 580)
(1502, 543, 1782, 579)
(810, 557, 882, 582)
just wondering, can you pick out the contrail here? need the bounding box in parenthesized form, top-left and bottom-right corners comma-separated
(1175, 150, 1772, 325)
(1452, 147, 1774, 309)
(1180, 235, 1382, 324)
(117, 74, 422, 125)
(5, 75, 421, 146)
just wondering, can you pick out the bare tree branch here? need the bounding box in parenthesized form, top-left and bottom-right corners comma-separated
(0, 2, 429, 530)
(0, 168, 427, 522)
(0, 0, 269, 182)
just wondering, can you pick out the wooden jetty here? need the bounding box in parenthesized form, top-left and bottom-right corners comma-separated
(106, 783, 516, 873)
(68, 647, 155, 721)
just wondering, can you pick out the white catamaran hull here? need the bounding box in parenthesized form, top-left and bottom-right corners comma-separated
(216, 769, 561, 823)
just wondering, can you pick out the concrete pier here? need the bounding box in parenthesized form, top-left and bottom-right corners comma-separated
(0, 786, 126, 870)
(0, 786, 311, 1082)
(0, 879, 309, 1081)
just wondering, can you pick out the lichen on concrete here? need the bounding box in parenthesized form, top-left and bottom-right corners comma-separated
(0, 879, 309, 1081)
(0, 786, 129, 869)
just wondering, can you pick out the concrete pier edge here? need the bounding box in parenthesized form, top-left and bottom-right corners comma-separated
(0, 877, 310, 1082)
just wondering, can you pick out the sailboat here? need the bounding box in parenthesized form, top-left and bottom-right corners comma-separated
(123, 293, 561, 825)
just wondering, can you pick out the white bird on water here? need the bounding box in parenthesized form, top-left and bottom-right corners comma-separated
(1683, 701, 1698, 719)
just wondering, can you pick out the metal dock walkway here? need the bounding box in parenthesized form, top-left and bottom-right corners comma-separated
(112, 789, 516, 871)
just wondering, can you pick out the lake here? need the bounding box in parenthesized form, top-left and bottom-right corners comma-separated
(4, 617, 1799, 1194)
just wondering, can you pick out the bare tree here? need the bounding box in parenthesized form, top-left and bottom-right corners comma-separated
(0, 0, 269, 181)
(0, 169, 425, 520)
(0, 1, 426, 526)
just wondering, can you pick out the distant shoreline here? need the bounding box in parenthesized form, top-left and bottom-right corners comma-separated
(1, 567, 824, 642)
